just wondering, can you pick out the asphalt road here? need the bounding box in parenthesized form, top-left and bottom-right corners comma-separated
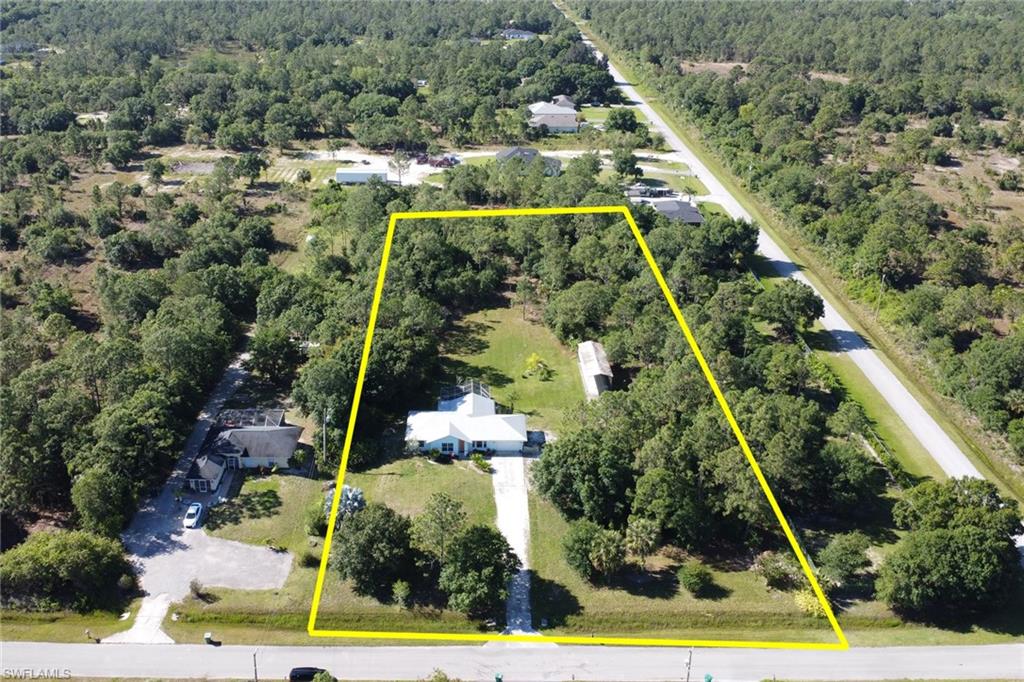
(582, 38, 984, 483)
(2, 641, 1021, 681)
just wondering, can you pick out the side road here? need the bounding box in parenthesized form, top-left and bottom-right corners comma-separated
(4, 641, 1021, 681)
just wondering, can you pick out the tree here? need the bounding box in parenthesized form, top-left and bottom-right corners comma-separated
(611, 145, 641, 179)
(523, 352, 552, 380)
(264, 122, 295, 151)
(297, 168, 312, 185)
(411, 492, 467, 566)
(0, 530, 132, 611)
(752, 279, 824, 338)
(816, 532, 870, 588)
(388, 151, 412, 186)
(332, 503, 413, 599)
(235, 152, 268, 187)
(563, 519, 601, 579)
(625, 516, 659, 566)
(439, 525, 520, 618)
(71, 465, 134, 537)
(588, 529, 625, 579)
(144, 158, 167, 186)
(606, 108, 640, 134)
(244, 323, 301, 382)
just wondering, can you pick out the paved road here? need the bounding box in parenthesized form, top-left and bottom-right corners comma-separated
(3, 641, 1021, 681)
(580, 37, 983, 483)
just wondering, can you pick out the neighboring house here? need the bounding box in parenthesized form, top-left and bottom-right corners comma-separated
(184, 409, 304, 492)
(501, 28, 537, 40)
(406, 381, 528, 456)
(528, 96, 578, 132)
(335, 166, 388, 184)
(578, 340, 613, 401)
(212, 425, 303, 470)
(649, 199, 705, 225)
(495, 146, 562, 176)
(185, 454, 226, 493)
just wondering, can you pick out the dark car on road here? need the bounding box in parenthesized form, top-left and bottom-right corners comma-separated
(288, 667, 327, 681)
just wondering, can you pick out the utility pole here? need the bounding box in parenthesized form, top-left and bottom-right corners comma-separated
(685, 647, 693, 682)
(252, 648, 259, 682)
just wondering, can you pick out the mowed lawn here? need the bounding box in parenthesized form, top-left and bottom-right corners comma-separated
(442, 306, 584, 433)
(167, 462, 500, 643)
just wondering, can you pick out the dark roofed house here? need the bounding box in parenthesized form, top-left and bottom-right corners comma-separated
(186, 454, 226, 493)
(651, 199, 705, 225)
(495, 146, 562, 176)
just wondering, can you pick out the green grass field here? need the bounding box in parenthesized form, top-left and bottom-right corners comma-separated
(441, 306, 584, 433)
(640, 171, 708, 196)
(0, 601, 140, 642)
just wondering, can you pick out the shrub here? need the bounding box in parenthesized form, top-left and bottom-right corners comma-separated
(753, 551, 799, 590)
(794, 589, 827, 618)
(470, 452, 489, 472)
(0, 530, 132, 611)
(392, 579, 411, 608)
(588, 529, 625, 578)
(304, 500, 327, 537)
(816, 532, 870, 588)
(678, 560, 713, 597)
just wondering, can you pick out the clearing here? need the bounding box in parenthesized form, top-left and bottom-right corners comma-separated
(441, 306, 584, 433)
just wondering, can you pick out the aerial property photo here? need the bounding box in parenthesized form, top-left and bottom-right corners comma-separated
(2, 0, 1023, 680)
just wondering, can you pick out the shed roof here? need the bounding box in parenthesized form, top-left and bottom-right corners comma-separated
(578, 340, 613, 378)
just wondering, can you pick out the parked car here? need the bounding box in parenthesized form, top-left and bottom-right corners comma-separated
(288, 668, 327, 681)
(183, 502, 203, 529)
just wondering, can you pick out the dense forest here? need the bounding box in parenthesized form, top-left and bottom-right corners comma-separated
(570, 0, 1024, 463)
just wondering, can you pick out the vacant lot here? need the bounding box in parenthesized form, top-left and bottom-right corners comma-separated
(526, 492, 838, 644)
(441, 306, 584, 432)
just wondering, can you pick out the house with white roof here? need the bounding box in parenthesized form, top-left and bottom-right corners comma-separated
(406, 381, 527, 456)
(528, 95, 578, 133)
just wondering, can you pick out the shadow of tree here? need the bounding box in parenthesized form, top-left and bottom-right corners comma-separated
(693, 581, 732, 601)
(612, 566, 679, 600)
(205, 487, 281, 530)
(530, 572, 582, 628)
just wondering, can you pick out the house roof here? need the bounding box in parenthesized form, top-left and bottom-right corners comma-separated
(407, 390, 527, 444)
(501, 28, 537, 39)
(215, 426, 302, 460)
(187, 454, 225, 482)
(530, 113, 578, 128)
(651, 199, 705, 225)
(578, 341, 613, 378)
(552, 95, 576, 108)
(496, 146, 540, 163)
(528, 102, 575, 116)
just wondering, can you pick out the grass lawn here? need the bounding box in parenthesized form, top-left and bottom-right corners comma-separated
(698, 201, 729, 218)
(441, 306, 584, 433)
(640, 171, 708, 196)
(0, 600, 140, 642)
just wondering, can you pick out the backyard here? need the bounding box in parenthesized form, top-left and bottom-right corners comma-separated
(440, 305, 585, 433)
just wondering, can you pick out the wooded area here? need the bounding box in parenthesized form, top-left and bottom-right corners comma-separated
(571, 0, 1024, 463)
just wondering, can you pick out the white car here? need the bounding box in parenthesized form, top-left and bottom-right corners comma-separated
(183, 502, 203, 529)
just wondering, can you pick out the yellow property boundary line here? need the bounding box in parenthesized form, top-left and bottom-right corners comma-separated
(307, 205, 849, 650)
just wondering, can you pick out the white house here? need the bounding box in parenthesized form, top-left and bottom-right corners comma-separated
(406, 383, 527, 456)
(528, 95, 578, 133)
